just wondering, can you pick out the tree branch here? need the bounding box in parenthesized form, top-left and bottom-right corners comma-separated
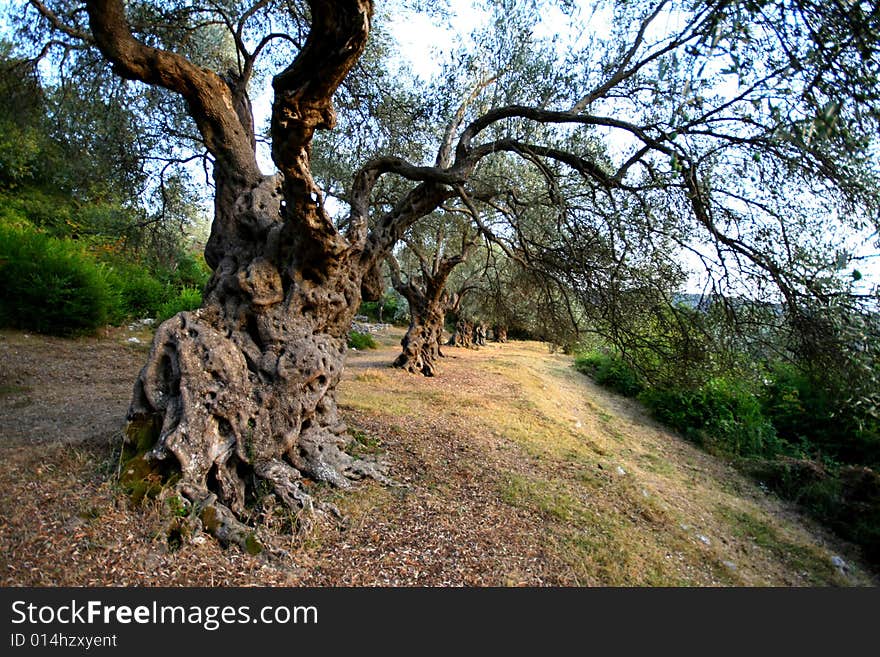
(29, 0, 93, 43)
(83, 0, 261, 186)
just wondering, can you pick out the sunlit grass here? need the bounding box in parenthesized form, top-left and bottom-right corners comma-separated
(337, 333, 871, 586)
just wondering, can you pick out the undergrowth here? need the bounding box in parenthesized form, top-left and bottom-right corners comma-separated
(574, 347, 880, 568)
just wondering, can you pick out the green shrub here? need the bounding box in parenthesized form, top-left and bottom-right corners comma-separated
(0, 223, 112, 335)
(762, 363, 880, 468)
(639, 378, 780, 458)
(745, 458, 880, 566)
(156, 286, 203, 322)
(357, 300, 380, 321)
(348, 330, 377, 350)
(153, 251, 211, 291)
(763, 364, 834, 444)
(0, 187, 74, 236)
(101, 261, 169, 319)
(574, 350, 643, 397)
(358, 290, 404, 324)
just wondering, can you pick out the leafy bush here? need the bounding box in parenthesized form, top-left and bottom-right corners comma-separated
(157, 287, 203, 323)
(348, 330, 377, 350)
(357, 301, 380, 321)
(763, 363, 880, 468)
(573, 323, 880, 568)
(745, 458, 880, 565)
(358, 290, 407, 325)
(574, 350, 643, 397)
(0, 223, 112, 335)
(101, 260, 169, 319)
(160, 251, 211, 290)
(638, 378, 781, 458)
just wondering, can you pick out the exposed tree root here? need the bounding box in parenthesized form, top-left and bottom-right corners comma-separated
(122, 305, 394, 554)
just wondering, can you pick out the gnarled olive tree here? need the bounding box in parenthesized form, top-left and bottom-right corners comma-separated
(388, 221, 479, 376)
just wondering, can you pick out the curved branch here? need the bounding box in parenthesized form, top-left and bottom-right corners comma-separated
(29, 0, 93, 43)
(455, 105, 675, 163)
(436, 73, 498, 168)
(467, 138, 617, 189)
(84, 0, 261, 185)
(271, 0, 371, 167)
(269, 0, 373, 253)
(570, 0, 670, 112)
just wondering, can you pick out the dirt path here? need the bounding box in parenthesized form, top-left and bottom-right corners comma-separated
(0, 328, 875, 586)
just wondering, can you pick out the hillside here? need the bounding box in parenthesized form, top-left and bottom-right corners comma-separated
(0, 325, 875, 586)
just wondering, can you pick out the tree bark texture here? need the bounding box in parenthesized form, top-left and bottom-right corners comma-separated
(392, 302, 446, 377)
(86, 0, 387, 547)
(127, 170, 390, 546)
(389, 256, 462, 377)
(474, 322, 488, 346)
(79, 0, 544, 545)
(448, 317, 475, 348)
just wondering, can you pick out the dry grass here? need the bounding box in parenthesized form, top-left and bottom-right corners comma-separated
(0, 327, 875, 586)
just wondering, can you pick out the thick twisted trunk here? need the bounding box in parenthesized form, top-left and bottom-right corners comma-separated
(448, 317, 475, 348)
(389, 254, 462, 376)
(124, 172, 386, 548)
(493, 325, 508, 342)
(474, 322, 487, 346)
(393, 298, 446, 376)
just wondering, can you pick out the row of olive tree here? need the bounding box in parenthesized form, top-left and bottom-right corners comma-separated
(17, 0, 880, 550)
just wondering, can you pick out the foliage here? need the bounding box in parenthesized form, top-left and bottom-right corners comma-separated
(0, 223, 112, 335)
(0, 49, 209, 273)
(574, 350, 644, 397)
(746, 458, 880, 565)
(0, 192, 208, 330)
(156, 287, 203, 323)
(156, 251, 211, 291)
(763, 362, 880, 469)
(638, 379, 781, 459)
(358, 289, 405, 325)
(347, 331, 378, 350)
(101, 260, 168, 320)
(100, 253, 209, 322)
(0, 47, 211, 327)
(576, 334, 880, 566)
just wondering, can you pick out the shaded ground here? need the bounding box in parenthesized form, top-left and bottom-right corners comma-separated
(0, 326, 875, 586)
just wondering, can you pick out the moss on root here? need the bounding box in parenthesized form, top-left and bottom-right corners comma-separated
(119, 414, 177, 505)
(124, 414, 162, 453)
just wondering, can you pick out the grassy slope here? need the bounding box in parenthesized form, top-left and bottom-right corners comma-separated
(0, 327, 874, 586)
(338, 332, 875, 586)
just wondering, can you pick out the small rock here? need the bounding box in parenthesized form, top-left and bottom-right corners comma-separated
(142, 552, 163, 570)
(192, 535, 206, 546)
(698, 534, 711, 546)
(680, 523, 690, 531)
(722, 560, 737, 571)
(616, 466, 627, 476)
(63, 516, 85, 532)
(574, 420, 583, 429)
(641, 489, 650, 498)
(831, 555, 848, 574)
(140, 317, 155, 326)
(127, 337, 141, 344)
